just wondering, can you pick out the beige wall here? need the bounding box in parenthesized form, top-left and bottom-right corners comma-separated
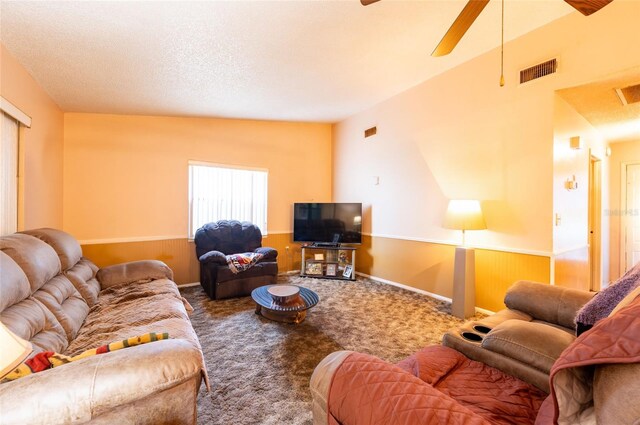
(552, 95, 609, 289)
(1, 44, 64, 230)
(62, 113, 331, 283)
(609, 140, 640, 280)
(63, 113, 332, 240)
(332, 1, 640, 304)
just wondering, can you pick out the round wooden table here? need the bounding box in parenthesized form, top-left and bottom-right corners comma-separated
(252, 285, 319, 324)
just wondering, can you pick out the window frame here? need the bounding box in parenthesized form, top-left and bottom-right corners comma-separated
(188, 160, 269, 240)
(1, 112, 20, 236)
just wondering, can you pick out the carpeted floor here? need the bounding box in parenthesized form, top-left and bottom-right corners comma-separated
(180, 275, 479, 425)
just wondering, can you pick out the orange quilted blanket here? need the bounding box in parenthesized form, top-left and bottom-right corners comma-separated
(328, 346, 547, 425)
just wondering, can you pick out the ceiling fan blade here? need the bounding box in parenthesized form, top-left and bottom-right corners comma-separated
(360, 0, 381, 5)
(563, 0, 613, 16)
(431, 0, 490, 57)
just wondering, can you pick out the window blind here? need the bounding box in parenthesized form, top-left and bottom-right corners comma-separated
(189, 163, 268, 238)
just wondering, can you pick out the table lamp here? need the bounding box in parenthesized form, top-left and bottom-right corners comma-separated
(0, 322, 32, 379)
(444, 200, 486, 319)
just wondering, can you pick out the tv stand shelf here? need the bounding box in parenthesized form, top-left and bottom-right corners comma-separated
(300, 245, 356, 281)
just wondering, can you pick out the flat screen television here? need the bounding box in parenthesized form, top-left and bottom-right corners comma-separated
(293, 203, 362, 245)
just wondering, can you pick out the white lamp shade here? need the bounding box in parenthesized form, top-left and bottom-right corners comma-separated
(444, 200, 486, 231)
(0, 322, 32, 379)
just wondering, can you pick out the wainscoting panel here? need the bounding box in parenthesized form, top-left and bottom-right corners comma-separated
(263, 233, 296, 273)
(553, 246, 589, 291)
(81, 233, 295, 285)
(357, 235, 550, 312)
(81, 238, 200, 284)
(474, 249, 551, 312)
(357, 234, 457, 299)
(82, 233, 551, 311)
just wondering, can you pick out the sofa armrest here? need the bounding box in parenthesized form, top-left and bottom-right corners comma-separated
(505, 280, 595, 329)
(198, 250, 227, 265)
(254, 247, 278, 261)
(97, 260, 174, 288)
(310, 351, 490, 425)
(310, 351, 353, 425)
(0, 339, 203, 425)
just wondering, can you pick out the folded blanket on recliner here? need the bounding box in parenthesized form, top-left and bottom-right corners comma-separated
(226, 252, 264, 274)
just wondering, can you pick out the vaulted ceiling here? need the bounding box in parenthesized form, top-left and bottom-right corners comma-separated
(1, 1, 576, 122)
(558, 68, 640, 144)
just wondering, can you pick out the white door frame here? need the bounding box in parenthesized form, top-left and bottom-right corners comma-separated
(620, 161, 640, 275)
(589, 154, 602, 291)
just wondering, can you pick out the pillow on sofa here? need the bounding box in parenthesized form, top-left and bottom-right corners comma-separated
(3, 332, 169, 382)
(575, 262, 640, 335)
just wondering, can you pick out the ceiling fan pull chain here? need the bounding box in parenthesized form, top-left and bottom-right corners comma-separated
(500, 0, 505, 87)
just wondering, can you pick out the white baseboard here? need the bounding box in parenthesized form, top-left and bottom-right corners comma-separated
(356, 272, 495, 315)
(177, 282, 200, 288)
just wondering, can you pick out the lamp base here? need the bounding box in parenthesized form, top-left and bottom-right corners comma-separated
(452, 246, 476, 319)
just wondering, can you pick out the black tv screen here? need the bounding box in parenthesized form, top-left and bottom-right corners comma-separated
(293, 203, 362, 244)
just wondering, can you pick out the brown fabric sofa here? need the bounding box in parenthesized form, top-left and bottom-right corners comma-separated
(310, 281, 640, 424)
(443, 280, 594, 392)
(0, 228, 207, 425)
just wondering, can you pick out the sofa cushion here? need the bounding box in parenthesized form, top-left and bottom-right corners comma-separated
(0, 233, 61, 293)
(217, 261, 278, 283)
(505, 281, 593, 330)
(1, 298, 69, 354)
(482, 320, 575, 374)
(194, 220, 262, 258)
(198, 250, 227, 265)
(32, 275, 89, 341)
(96, 260, 173, 288)
(0, 251, 30, 313)
(65, 279, 199, 356)
(20, 228, 83, 271)
(65, 258, 101, 307)
(0, 251, 69, 354)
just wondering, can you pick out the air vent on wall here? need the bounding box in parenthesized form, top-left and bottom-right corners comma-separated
(520, 58, 557, 84)
(615, 83, 640, 106)
(364, 126, 377, 138)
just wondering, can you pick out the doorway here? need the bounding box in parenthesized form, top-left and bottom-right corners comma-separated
(623, 162, 640, 273)
(588, 154, 602, 291)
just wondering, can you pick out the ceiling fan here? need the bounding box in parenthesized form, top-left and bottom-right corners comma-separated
(360, 0, 613, 57)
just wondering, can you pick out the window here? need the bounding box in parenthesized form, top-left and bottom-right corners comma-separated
(1, 112, 19, 236)
(189, 162, 268, 238)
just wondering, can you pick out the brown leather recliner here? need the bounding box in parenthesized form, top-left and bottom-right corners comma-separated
(194, 220, 278, 300)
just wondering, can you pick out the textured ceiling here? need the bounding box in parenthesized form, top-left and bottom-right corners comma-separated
(557, 67, 640, 143)
(1, 1, 575, 122)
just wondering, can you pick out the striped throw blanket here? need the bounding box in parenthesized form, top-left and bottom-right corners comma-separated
(3, 332, 169, 382)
